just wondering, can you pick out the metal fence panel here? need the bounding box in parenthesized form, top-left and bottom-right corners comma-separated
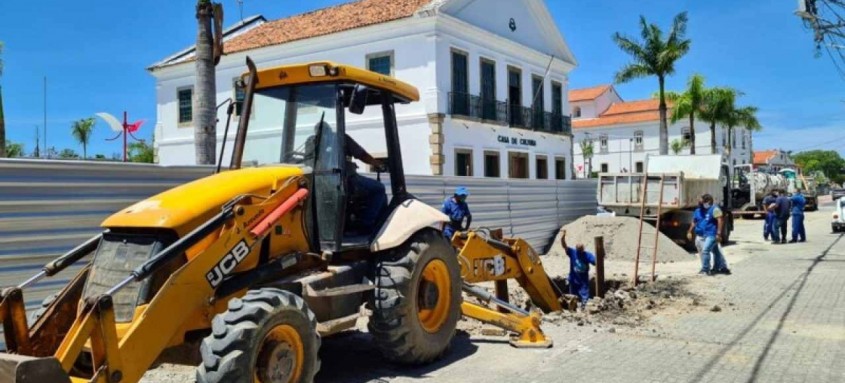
(0, 160, 596, 347)
(0, 159, 212, 320)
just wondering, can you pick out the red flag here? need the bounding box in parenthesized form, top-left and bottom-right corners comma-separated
(127, 120, 145, 133)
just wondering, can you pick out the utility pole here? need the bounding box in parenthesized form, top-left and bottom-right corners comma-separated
(34, 125, 40, 158)
(43, 76, 47, 158)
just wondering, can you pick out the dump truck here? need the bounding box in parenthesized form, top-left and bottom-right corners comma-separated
(597, 154, 733, 247)
(0, 58, 569, 383)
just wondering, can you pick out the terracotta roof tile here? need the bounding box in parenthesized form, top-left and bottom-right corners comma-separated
(225, 0, 432, 55)
(569, 85, 611, 102)
(753, 150, 778, 164)
(573, 99, 670, 129)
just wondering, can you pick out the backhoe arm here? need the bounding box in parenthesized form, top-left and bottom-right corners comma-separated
(452, 231, 563, 313)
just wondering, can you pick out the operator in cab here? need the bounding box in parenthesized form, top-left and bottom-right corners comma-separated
(441, 187, 472, 240)
(306, 121, 387, 234)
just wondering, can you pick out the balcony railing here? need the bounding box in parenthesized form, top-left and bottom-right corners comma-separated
(448, 92, 508, 125)
(448, 92, 571, 135)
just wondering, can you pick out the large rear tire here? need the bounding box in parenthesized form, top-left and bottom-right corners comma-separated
(197, 288, 320, 383)
(368, 229, 461, 364)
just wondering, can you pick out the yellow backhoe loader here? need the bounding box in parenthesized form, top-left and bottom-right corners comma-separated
(0, 58, 572, 383)
(0, 59, 464, 383)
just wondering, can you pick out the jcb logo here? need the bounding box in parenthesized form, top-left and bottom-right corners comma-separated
(206, 240, 249, 288)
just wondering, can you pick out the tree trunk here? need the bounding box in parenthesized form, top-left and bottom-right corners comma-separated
(710, 121, 717, 154)
(194, 1, 217, 165)
(688, 113, 696, 155)
(0, 85, 5, 157)
(726, 126, 733, 157)
(82, 143, 87, 160)
(657, 76, 668, 155)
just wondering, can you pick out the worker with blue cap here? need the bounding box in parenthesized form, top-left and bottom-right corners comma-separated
(441, 187, 472, 239)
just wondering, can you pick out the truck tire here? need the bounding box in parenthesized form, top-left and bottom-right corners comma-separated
(197, 288, 320, 383)
(369, 229, 461, 365)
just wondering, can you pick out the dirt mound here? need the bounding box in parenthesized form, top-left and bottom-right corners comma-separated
(547, 215, 693, 263)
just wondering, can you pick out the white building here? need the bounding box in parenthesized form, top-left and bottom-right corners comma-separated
(149, 0, 577, 180)
(569, 85, 753, 177)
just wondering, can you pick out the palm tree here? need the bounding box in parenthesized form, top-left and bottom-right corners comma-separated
(663, 74, 706, 154)
(194, 1, 222, 164)
(71, 118, 96, 159)
(0, 41, 6, 158)
(580, 139, 595, 177)
(723, 106, 761, 156)
(613, 12, 691, 155)
(699, 87, 736, 154)
(670, 138, 690, 155)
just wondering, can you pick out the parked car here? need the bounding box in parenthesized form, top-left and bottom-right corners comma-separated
(833, 198, 845, 233)
(832, 188, 845, 201)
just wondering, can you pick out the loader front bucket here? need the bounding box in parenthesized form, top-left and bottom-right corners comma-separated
(0, 354, 71, 383)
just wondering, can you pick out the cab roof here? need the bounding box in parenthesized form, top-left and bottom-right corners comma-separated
(248, 61, 420, 103)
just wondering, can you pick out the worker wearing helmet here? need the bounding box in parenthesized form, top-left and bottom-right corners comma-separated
(441, 187, 472, 239)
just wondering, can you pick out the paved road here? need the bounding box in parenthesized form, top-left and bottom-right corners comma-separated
(319, 204, 845, 383)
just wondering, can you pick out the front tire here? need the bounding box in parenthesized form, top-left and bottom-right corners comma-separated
(197, 288, 320, 383)
(369, 229, 461, 364)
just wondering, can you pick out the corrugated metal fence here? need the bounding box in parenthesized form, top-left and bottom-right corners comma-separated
(0, 159, 596, 319)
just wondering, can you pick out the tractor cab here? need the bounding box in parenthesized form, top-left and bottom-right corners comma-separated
(229, 59, 420, 254)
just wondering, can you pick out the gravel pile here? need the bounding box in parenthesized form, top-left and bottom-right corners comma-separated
(547, 216, 693, 263)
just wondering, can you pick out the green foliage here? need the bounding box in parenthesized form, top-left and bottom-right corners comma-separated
(128, 141, 154, 163)
(670, 139, 690, 154)
(94, 154, 107, 160)
(612, 12, 691, 85)
(71, 117, 96, 159)
(613, 12, 691, 154)
(580, 140, 595, 177)
(4, 140, 23, 157)
(58, 148, 79, 159)
(792, 150, 845, 181)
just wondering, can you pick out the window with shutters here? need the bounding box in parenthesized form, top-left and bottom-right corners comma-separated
(555, 157, 567, 179)
(536, 155, 548, 179)
(531, 75, 544, 129)
(634, 130, 644, 150)
(455, 149, 473, 176)
(480, 58, 496, 120)
(177, 87, 193, 126)
(573, 106, 582, 118)
(600, 134, 609, 152)
(636, 161, 644, 172)
(601, 163, 609, 173)
(366, 51, 394, 76)
(484, 151, 501, 178)
(451, 50, 469, 116)
(552, 81, 562, 116)
(508, 66, 523, 126)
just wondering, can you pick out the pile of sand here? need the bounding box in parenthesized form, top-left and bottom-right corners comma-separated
(547, 215, 692, 263)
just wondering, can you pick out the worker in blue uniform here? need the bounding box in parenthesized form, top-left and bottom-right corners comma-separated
(560, 230, 596, 308)
(762, 191, 777, 241)
(790, 189, 807, 243)
(687, 194, 730, 275)
(441, 187, 472, 240)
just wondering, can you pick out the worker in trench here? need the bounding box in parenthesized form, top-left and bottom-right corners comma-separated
(441, 187, 472, 239)
(560, 230, 596, 309)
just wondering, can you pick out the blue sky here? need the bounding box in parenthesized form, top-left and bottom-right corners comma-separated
(1, 0, 843, 157)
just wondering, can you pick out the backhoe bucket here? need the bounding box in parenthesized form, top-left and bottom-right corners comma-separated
(0, 354, 71, 383)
